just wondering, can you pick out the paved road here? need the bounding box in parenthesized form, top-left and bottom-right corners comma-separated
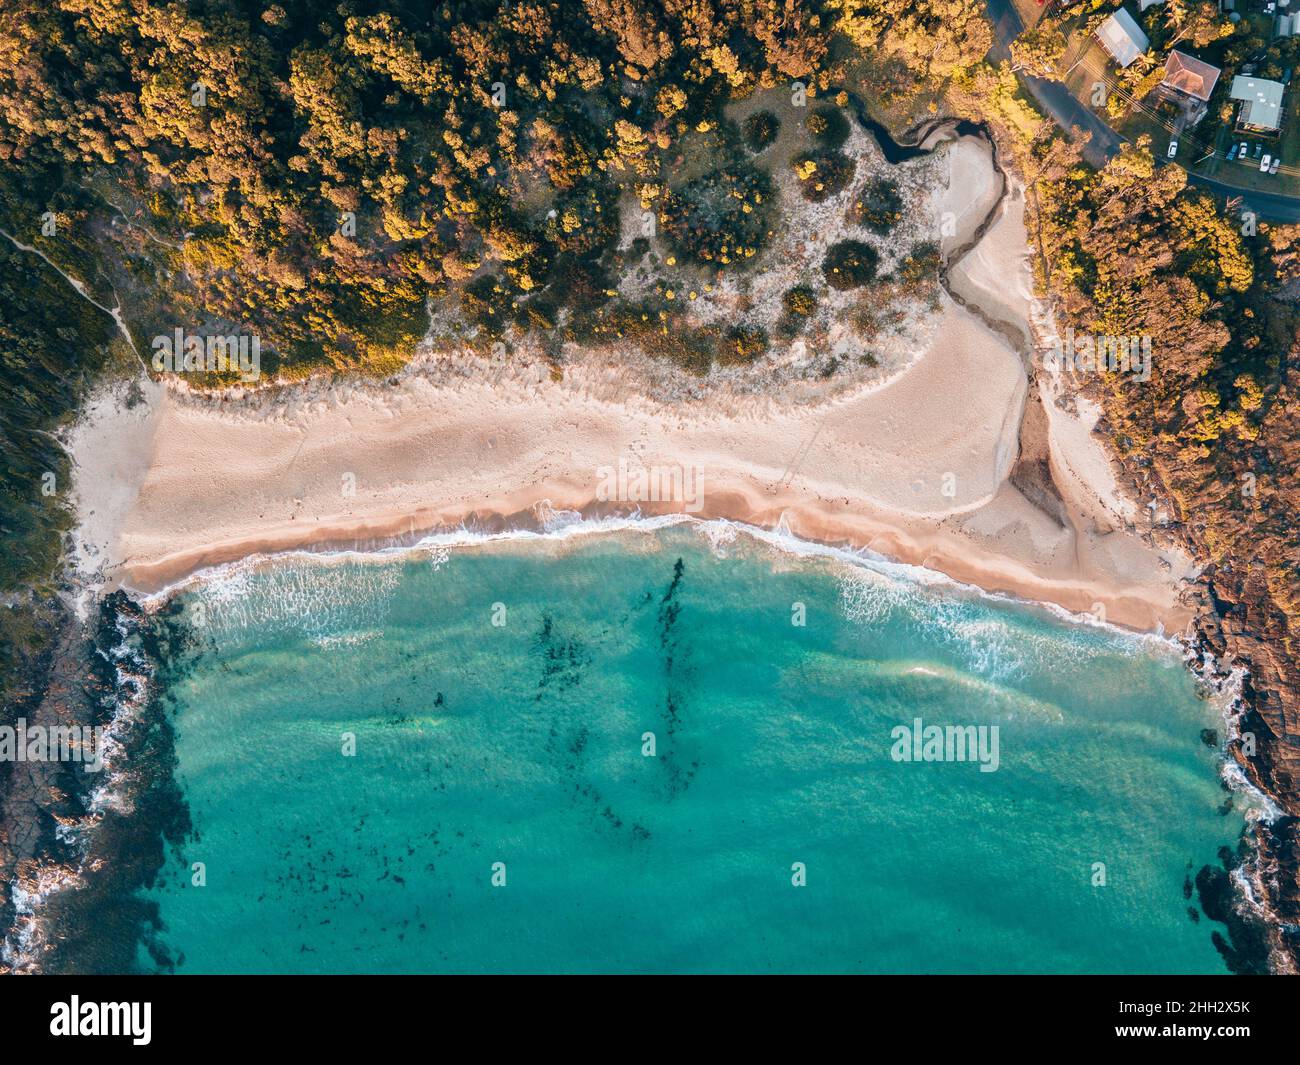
(983, 0, 1300, 220)
(985, 0, 1122, 166)
(1186, 172, 1300, 222)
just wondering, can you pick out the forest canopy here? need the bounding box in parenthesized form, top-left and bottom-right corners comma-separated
(0, 0, 866, 375)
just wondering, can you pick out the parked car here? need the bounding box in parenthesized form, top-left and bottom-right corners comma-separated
(1168, 138, 1179, 158)
(1270, 156, 1281, 174)
(1261, 153, 1272, 172)
(1254, 143, 1264, 158)
(1240, 141, 1250, 158)
(1226, 144, 1238, 161)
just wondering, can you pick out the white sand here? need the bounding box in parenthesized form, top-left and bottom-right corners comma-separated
(933, 137, 1004, 259)
(66, 136, 1195, 634)
(947, 180, 1037, 348)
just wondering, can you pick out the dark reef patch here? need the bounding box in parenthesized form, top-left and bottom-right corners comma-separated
(533, 614, 588, 703)
(532, 614, 639, 840)
(653, 558, 698, 797)
(1194, 838, 1271, 976)
(38, 592, 193, 974)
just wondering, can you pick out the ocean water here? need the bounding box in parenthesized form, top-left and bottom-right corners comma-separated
(135, 523, 1248, 973)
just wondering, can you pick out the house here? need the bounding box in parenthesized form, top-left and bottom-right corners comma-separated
(1094, 9, 1150, 69)
(1160, 51, 1222, 102)
(1230, 75, 1285, 133)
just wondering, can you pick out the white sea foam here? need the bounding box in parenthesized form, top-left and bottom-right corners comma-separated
(1, 607, 151, 972)
(194, 557, 405, 645)
(129, 508, 1185, 728)
(1187, 655, 1283, 825)
(700, 519, 740, 556)
(2, 864, 86, 971)
(836, 567, 908, 625)
(311, 630, 383, 649)
(135, 510, 1172, 659)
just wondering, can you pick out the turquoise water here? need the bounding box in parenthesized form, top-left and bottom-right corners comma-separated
(139, 524, 1245, 973)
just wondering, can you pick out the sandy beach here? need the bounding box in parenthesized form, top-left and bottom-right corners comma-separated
(66, 137, 1197, 634)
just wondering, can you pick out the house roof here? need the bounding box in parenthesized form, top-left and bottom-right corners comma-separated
(1162, 50, 1221, 101)
(1230, 75, 1285, 130)
(1095, 10, 1150, 69)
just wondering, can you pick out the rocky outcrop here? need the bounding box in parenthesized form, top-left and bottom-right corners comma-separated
(0, 598, 98, 972)
(0, 592, 184, 973)
(1193, 569, 1300, 972)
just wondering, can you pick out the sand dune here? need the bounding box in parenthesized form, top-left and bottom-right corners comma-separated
(66, 137, 1196, 634)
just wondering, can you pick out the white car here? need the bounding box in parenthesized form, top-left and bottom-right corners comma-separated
(1240, 141, 1249, 159)
(1261, 153, 1272, 172)
(1167, 138, 1179, 158)
(1270, 156, 1281, 174)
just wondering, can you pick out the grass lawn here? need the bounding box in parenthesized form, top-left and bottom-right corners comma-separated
(1274, 83, 1300, 174)
(1190, 78, 1300, 195)
(1053, 30, 1300, 195)
(1059, 37, 1111, 111)
(1011, 0, 1047, 30)
(1058, 37, 1179, 146)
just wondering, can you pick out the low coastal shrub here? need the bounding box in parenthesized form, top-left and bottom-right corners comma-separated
(823, 239, 879, 290)
(782, 284, 819, 318)
(461, 274, 514, 336)
(894, 241, 942, 303)
(849, 178, 904, 235)
(661, 162, 773, 269)
(742, 110, 780, 152)
(718, 323, 769, 365)
(792, 150, 855, 203)
(806, 106, 850, 150)
(545, 182, 620, 255)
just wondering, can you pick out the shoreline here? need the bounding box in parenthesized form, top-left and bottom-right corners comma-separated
(114, 474, 1190, 637)
(48, 504, 1281, 978)
(71, 339, 1196, 638)
(125, 510, 1184, 649)
(8, 512, 1275, 976)
(120, 503, 1289, 836)
(65, 134, 1195, 637)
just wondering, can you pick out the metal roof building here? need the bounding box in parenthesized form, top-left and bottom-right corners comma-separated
(1230, 75, 1285, 131)
(1094, 9, 1150, 69)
